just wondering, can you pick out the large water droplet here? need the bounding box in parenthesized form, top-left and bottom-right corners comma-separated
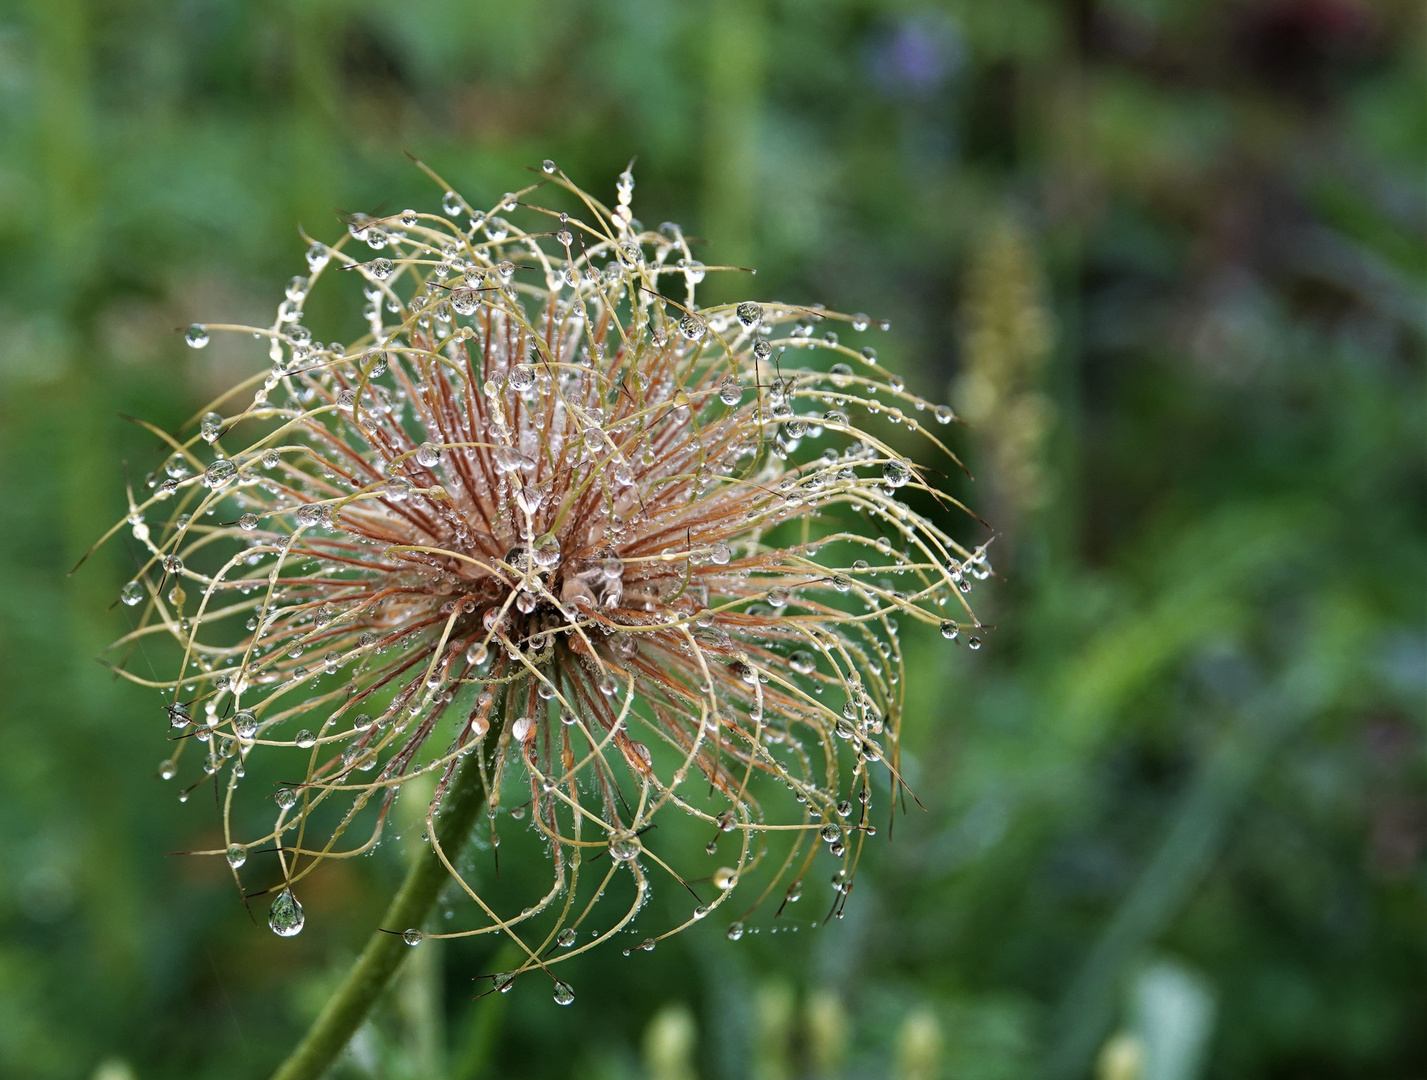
(882, 461, 911, 488)
(185, 324, 209, 349)
(268, 888, 305, 937)
(609, 834, 641, 861)
(204, 459, 237, 489)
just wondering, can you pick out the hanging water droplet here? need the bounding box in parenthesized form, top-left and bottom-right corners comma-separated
(609, 833, 641, 860)
(268, 888, 305, 937)
(234, 710, 257, 739)
(939, 620, 959, 641)
(788, 650, 816, 675)
(882, 461, 911, 488)
(121, 580, 143, 606)
(719, 375, 743, 405)
(442, 190, 463, 216)
(185, 324, 209, 349)
(726, 922, 744, 941)
(541, 158, 558, 174)
(226, 844, 247, 869)
(967, 637, 983, 650)
(553, 981, 575, 1006)
(713, 867, 738, 891)
(736, 301, 763, 327)
(403, 928, 423, 946)
(416, 442, 441, 468)
(934, 404, 953, 424)
(295, 729, 316, 748)
(557, 928, 577, 947)
(204, 459, 237, 489)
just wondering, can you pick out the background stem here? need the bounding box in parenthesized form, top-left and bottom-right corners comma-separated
(269, 755, 490, 1080)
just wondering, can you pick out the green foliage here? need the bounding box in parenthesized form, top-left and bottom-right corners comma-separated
(0, 1, 1421, 1078)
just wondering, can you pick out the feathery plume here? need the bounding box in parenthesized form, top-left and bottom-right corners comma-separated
(97, 160, 989, 1002)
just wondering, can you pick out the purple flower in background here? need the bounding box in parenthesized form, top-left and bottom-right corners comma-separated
(866, 12, 964, 100)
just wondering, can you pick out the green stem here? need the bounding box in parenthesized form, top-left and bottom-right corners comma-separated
(269, 754, 490, 1080)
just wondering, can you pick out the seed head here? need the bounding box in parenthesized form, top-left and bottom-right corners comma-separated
(101, 160, 987, 991)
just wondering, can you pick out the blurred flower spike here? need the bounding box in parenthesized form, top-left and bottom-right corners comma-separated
(95, 159, 987, 997)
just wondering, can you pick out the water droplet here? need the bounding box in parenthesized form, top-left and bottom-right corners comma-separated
(204, 459, 237, 489)
(934, 405, 953, 424)
(788, 650, 816, 675)
(295, 729, 316, 748)
(226, 845, 247, 869)
(726, 922, 744, 941)
(736, 301, 763, 327)
(882, 461, 911, 488)
(713, 867, 737, 891)
(678, 313, 707, 341)
(939, 621, 959, 641)
(442, 191, 463, 216)
(968, 637, 983, 650)
(121, 580, 143, 606)
(542, 158, 558, 174)
(268, 889, 305, 937)
(403, 928, 423, 946)
(158, 759, 177, 780)
(185, 324, 209, 349)
(275, 788, 298, 809)
(234, 710, 257, 739)
(609, 833, 641, 861)
(553, 981, 575, 1006)
(416, 442, 441, 468)
(557, 928, 577, 947)
(719, 375, 743, 405)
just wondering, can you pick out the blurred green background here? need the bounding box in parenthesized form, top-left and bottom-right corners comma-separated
(1, 1, 1423, 1078)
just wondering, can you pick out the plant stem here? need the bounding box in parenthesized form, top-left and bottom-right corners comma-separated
(269, 754, 490, 1080)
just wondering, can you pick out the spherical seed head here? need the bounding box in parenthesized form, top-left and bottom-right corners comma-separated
(105, 161, 987, 986)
